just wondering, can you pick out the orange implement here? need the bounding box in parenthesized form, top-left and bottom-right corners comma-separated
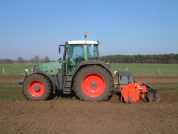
(121, 82, 147, 103)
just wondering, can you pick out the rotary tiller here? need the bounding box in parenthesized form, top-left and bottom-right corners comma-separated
(115, 71, 160, 103)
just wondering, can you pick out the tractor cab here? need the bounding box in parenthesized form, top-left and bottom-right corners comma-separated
(59, 40, 100, 74)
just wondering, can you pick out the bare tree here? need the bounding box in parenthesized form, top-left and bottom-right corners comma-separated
(40, 58, 44, 63)
(34, 55, 40, 63)
(30, 58, 34, 63)
(17, 57, 24, 63)
(44, 56, 50, 63)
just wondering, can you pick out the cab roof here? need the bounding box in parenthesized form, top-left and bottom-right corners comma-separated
(66, 40, 99, 45)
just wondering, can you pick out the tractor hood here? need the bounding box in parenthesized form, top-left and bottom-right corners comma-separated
(34, 62, 62, 76)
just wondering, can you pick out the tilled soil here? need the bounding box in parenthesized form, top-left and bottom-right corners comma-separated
(0, 75, 178, 133)
(0, 75, 24, 83)
(0, 93, 178, 134)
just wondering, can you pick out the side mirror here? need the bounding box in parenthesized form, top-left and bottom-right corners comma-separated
(58, 45, 61, 54)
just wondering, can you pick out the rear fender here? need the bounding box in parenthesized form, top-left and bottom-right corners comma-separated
(73, 61, 112, 75)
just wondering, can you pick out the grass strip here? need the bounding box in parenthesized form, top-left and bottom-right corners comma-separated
(0, 83, 77, 101)
(1, 63, 178, 75)
(0, 83, 177, 101)
(146, 82, 178, 93)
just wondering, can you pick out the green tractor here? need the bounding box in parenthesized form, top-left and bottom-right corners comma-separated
(17, 33, 160, 103)
(17, 33, 114, 101)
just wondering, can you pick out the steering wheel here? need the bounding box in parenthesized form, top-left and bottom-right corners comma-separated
(75, 55, 85, 63)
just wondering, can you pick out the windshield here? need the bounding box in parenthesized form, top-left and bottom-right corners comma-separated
(87, 44, 99, 60)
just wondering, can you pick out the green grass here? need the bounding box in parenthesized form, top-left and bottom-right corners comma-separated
(1, 63, 178, 75)
(146, 82, 178, 93)
(0, 83, 77, 101)
(111, 63, 178, 75)
(0, 83, 177, 101)
(0, 83, 26, 100)
(0, 64, 38, 75)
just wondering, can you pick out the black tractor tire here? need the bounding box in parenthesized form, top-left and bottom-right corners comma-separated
(22, 74, 52, 101)
(73, 65, 113, 101)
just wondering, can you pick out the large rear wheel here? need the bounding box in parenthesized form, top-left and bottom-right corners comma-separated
(73, 65, 113, 101)
(22, 74, 52, 100)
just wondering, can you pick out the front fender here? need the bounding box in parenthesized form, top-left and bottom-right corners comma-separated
(36, 71, 56, 94)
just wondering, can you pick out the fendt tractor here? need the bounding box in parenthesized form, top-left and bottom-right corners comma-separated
(17, 33, 160, 103)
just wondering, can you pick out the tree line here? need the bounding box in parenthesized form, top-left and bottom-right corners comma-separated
(100, 53, 178, 64)
(1, 53, 178, 64)
(0, 55, 55, 64)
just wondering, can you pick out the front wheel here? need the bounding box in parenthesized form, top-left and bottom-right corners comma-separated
(73, 65, 113, 101)
(22, 74, 52, 101)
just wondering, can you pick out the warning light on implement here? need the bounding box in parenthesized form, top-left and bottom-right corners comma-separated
(84, 33, 87, 37)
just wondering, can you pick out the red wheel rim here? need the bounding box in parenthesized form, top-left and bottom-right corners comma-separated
(28, 80, 45, 97)
(82, 73, 105, 97)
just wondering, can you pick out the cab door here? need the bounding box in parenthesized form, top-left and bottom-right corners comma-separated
(67, 44, 84, 74)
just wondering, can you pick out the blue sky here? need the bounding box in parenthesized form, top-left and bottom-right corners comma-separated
(0, 0, 178, 61)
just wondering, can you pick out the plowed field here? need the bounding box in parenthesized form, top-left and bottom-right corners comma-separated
(0, 75, 178, 134)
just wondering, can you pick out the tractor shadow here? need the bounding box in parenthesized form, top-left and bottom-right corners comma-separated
(48, 90, 120, 102)
(48, 90, 78, 101)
